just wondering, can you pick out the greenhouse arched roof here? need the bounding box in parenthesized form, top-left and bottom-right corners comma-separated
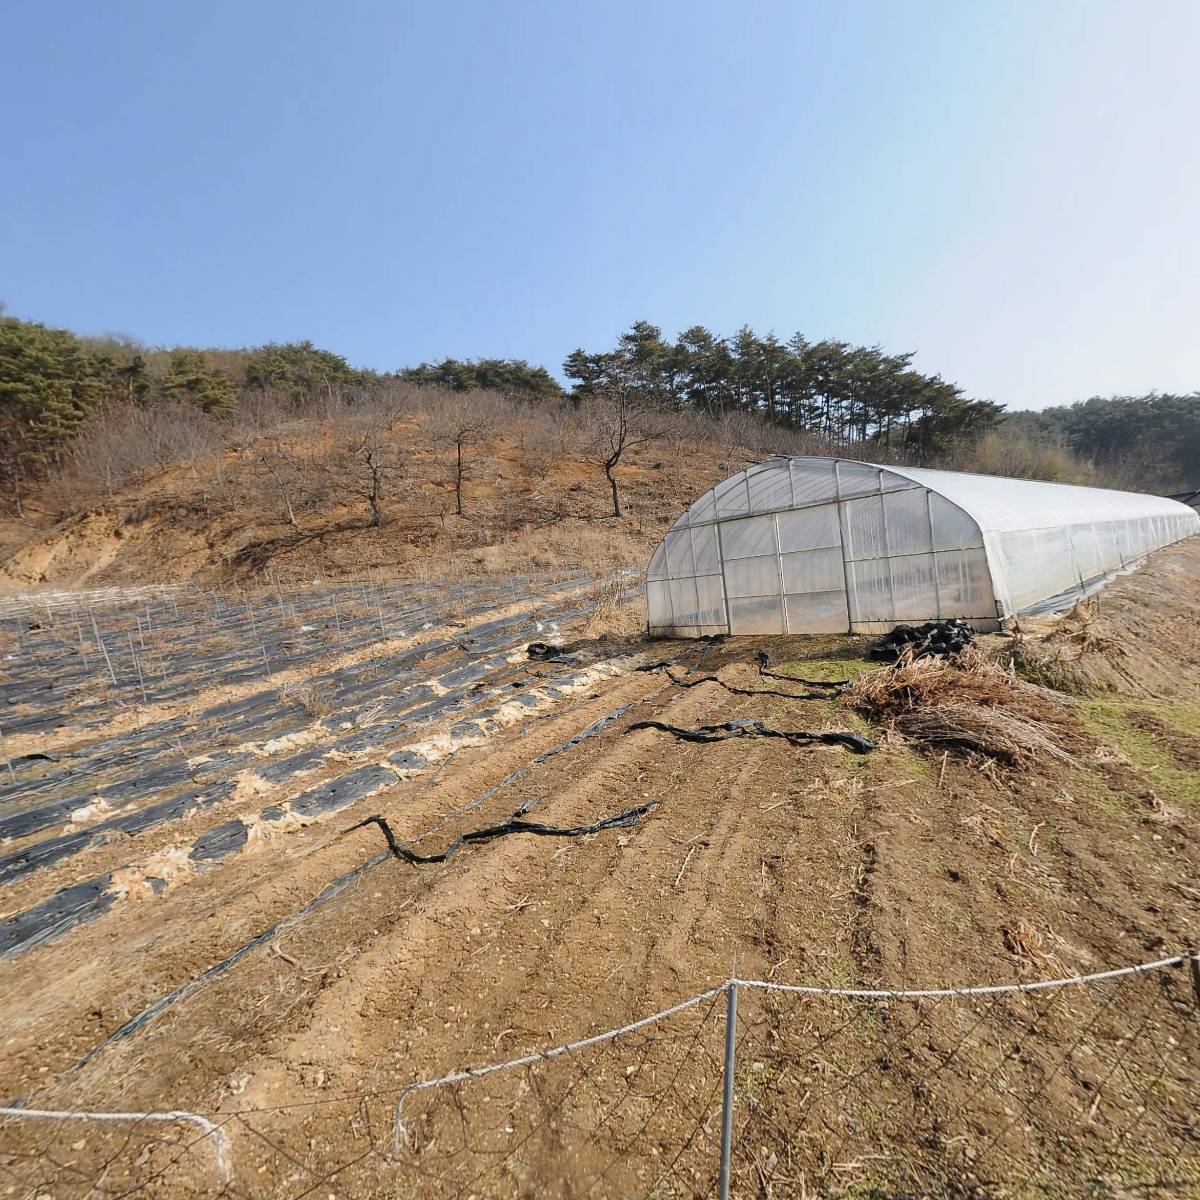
(645, 456, 1199, 637)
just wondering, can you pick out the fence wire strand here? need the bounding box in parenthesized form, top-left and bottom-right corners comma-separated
(2, 953, 1196, 1198)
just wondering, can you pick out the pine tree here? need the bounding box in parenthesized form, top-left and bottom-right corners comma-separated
(164, 349, 234, 414)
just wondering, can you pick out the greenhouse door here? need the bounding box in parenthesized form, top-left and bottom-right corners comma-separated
(840, 491, 897, 629)
(774, 503, 851, 633)
(839, 487, 943, 631)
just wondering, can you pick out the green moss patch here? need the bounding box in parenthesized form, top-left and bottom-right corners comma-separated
(1079, 697, 1200, 807)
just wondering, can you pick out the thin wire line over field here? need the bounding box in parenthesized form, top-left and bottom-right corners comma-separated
(392, 982, 731, 1148)
(0, 1106, 232, 1181)
(734, 950, 1188, 998)
(2, 951, 1193, 1197)
(392, 952, 1191, 1151)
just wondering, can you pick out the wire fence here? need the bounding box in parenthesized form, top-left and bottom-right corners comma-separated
(2, 952, 1198, 1198)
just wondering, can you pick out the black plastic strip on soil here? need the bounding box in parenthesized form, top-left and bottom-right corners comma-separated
(628, 718, 876, 754)
(9, 690, 643, 1095)
(0, 601, 592, 885)
(0, 650, 638, 960)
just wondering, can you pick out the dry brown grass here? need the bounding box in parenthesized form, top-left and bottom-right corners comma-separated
(277, 679, 335, 718)
(847, 647, 1079, 768)
(1000, 600, 1136, 697)
(579, 576, 643, 639)
(1001, 919, 1062, 972)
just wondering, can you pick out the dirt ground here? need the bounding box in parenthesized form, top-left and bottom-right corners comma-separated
(2, 540, 1199, 1198)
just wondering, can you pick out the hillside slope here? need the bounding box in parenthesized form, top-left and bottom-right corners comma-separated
(0, 408, 752, 588)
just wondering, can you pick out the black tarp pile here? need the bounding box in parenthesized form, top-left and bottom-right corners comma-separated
(526, 641, 577, 662)
(868, 619, 975, 663)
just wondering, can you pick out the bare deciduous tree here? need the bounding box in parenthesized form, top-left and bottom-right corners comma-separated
(256, 439, 301, 525)
(63, 400, 222, 504)
(582, 386, 665, 518)
(522, 401, 579, 482)
(356, 431, 397, 527)
(429, 396, 495, 517)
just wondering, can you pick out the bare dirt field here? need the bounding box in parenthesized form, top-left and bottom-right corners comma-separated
(2, 539, 1199, 1198)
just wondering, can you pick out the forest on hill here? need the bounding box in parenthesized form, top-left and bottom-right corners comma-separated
(1, 308, 1196, 518)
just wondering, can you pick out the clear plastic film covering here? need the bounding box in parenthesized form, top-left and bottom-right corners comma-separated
(645, 457, 1200, 636)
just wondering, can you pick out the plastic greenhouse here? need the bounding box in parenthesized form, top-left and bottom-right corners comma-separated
(645, 457, 1200, 637)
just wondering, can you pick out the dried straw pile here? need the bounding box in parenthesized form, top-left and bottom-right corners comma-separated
(847, 647, 1079, 768)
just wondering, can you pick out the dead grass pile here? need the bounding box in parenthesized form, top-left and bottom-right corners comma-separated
(847, 647, 1079, 768)
(999, 543, 1200, 702)
(1003, 635, 1094, 696)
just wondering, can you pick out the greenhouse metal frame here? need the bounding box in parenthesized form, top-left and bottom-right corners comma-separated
(645, 457, 1200, 637)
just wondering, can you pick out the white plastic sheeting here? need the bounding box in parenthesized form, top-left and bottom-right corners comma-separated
(645, 457, 1200, 637)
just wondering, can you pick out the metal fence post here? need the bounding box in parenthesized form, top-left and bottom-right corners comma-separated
(719, 979, 738, 1200)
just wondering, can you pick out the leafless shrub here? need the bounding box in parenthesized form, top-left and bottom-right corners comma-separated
(581, 575, 642, 638)
(521, 401, 581, 479)
(948, 430, 1095, 484)
(424, 392, 509, 517)
(57, 400, 222, 503)
(277, 679, 335, 717)
(224, 389, 297, 446)
(360, 380, 434, 426)
(249, 437, 326, 526)
(705, 411, 839, 463)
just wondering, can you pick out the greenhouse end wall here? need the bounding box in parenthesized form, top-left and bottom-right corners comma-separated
(645, 457, 1200, 637)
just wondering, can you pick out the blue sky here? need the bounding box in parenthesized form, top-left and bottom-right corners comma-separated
(2, 0, 1197, 410)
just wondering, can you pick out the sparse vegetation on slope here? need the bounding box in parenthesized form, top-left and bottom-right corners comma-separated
(0, 388, 762, 586)
(6, 310, 1192, 588)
